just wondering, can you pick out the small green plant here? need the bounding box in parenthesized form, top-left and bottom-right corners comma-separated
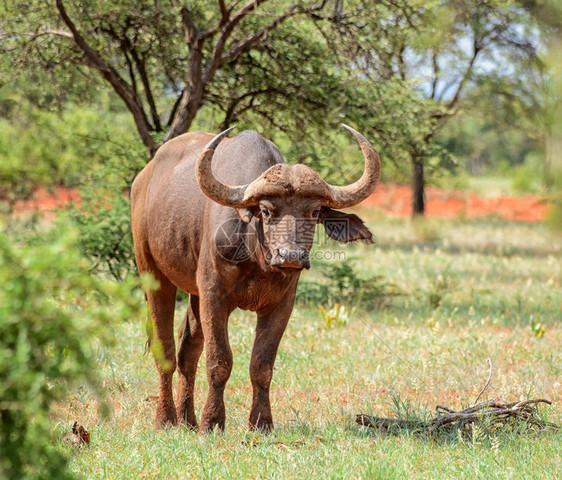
(428, 291, 442, 310)
(530, 314, 546, 338)
(388, 394, 431, 434)
(318, 303, 349, 328)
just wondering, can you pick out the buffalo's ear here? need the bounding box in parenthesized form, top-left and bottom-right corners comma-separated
(237, 206, 260, 223)
(319, 207, 374, 244)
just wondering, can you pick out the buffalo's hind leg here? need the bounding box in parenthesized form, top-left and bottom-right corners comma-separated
(176, 295, 204, 428)
(146, 275, 178, 427)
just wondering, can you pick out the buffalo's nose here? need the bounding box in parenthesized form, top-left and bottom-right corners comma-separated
(274, 247, 310, 269)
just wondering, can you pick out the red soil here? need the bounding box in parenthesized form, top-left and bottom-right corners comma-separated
(7, 184, 550, 223)
(9, 186, 81, 220)
(362, 183, 550, 222)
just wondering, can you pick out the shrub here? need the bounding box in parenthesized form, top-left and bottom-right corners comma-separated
(0, 88, 140, 197)
(65, 139, 147, 280)
(297, 260, 400, 310)
(544, 198, 562, 232)
(0, 224, 145, 479)
(511, 152, 543, 194)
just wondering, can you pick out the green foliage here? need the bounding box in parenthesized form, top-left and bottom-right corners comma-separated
(436, 112, 541, 179)
(296, 260, 400, 310)
(65, 139, 147, 280)
(67, 190, 135, 281)
(511, 153, 544, 194)
(0, 86, 139, 196)
(0, 223, 146, 479)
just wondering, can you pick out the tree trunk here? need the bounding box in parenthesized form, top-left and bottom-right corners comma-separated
(412, 154, 425, 217)
(163, 83, 204, 143)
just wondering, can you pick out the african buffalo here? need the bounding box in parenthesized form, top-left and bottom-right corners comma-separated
(131, 125, 381, 431)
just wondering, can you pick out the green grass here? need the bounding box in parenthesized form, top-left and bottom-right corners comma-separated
(59, 217, 561, 479)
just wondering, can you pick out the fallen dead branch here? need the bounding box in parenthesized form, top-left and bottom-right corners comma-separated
(357, 398, 556, 435)
(357, 359, 558, 436)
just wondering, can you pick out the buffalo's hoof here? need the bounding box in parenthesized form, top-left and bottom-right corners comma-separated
(249, 413, 274, 432)
(155, 402, 178, 428)
(199, 403, 226, 433)
(176, 406, 198, 429)
(199, 414, 226, 433)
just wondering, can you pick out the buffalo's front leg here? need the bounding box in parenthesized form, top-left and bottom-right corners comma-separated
(176, 294, 204, 428)
(146, 277, 178, 427)
(249, 296, 295, 431)
(199, 294, 234, 432)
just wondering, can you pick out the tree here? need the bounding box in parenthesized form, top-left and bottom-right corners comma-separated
(325, 0, 540, 215)
(411, 1, 540, 214)
(522, 0, 562, 229)
(2, 0, 351, 156)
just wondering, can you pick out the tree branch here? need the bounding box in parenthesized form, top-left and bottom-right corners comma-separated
(27, 29, 74, 41)
(130, 50, 162, 131)
(201, 0, 269, 81)
(431, 49, 439, 100)
(167, 89, 185, 127)
(218, 87, 278, 128)
(219, 0, 230, 24)
(123, 49, 139, 99)
(55, 0, 155, 151)
(216, 1, 327, 75)
(447, 38, 481, 110)
(180, 6, 199, 44)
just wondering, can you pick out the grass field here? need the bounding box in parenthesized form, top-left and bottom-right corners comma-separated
(58, 213, 562, 479)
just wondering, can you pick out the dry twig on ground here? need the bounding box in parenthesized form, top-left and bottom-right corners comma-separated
(357, 359, 558, 436)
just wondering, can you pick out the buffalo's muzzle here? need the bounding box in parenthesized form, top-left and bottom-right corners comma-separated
(271, 247, 310, 270)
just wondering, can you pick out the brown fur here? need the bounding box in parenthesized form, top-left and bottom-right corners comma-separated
(131, 130, 376, 431)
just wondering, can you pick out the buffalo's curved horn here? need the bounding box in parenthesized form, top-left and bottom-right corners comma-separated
(195, 126, 254, 208)
(323, 124, 381, 208)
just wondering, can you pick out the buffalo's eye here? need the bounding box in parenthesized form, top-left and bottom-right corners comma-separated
(261, 207, 271, 218)
(312, 209, 321, 218)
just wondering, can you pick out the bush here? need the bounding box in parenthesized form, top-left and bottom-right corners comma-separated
(511, 152, 543, 194)
(0, 87, 140, 198)
(296, 260, 400, 310)
(0, 224, 145, 479)
(65, 139, 147, 280)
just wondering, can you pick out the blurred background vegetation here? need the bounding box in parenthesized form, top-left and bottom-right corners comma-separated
(1, 0, 561, 477)
(1, 0, 560, 209)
